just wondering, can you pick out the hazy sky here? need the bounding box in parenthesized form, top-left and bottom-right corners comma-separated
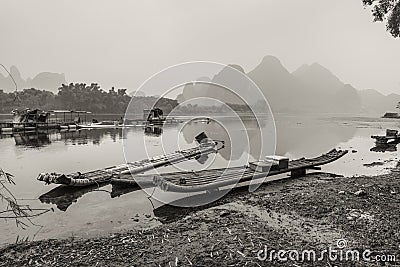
(1, 0, 399, 95)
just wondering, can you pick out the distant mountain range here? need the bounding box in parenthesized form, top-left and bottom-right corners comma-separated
(2, 61, 398, 115)
(178, 55, 400, 115)
(176, 64, 260, 106)
(0, 66, 66, 93)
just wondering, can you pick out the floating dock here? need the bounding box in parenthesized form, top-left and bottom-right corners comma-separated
(0, 110, 88, 134)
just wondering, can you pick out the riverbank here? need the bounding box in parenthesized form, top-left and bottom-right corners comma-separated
(1, 164, 400, 266)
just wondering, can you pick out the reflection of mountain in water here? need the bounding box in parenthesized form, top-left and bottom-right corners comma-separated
(63, 129, 126, 145)
(180, 117, 269, 162)
(180, 115, 358, 161)
(275, 116, 357, 158)
(12, 130, 91, 147)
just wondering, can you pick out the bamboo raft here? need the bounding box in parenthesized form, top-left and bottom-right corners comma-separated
(111, 149, 348, 192)
(37, 136, 224, 187)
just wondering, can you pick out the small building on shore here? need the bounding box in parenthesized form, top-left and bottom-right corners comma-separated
(383, 112, 400, 119)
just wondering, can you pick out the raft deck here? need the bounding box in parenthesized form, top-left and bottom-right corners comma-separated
(37, 139, 224, 186)
(111, 149, 348, 192)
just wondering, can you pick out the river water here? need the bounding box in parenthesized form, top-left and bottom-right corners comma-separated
(0, 114, 399, 245)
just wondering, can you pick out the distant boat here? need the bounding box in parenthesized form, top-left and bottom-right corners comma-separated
(7, 108, 64, 132)
(0, 109, 92, 133)
(382, 112, 400, 119)
(76, 108, 182, 129)
(78, 121, 144, 129)
(12, 108, 50, 124)
(143, 108, 166, 125)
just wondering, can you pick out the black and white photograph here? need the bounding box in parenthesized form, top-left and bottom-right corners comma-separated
(1, 1, 400, 266)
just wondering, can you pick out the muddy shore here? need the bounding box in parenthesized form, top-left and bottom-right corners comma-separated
(1, 165, 400, 266)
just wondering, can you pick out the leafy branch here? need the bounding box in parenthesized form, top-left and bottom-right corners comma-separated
(0, 168, 52, 230)
(363, 0, 400, 38)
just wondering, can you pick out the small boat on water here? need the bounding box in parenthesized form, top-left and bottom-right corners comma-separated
(77, 120, 144, 129)
(143, 108, 165, 125)
(76, 108, 182, 129)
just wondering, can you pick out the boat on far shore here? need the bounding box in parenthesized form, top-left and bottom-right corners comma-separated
(382, 112, 400, 119)
(77, 108, 183, 129)
(1, 107, 184, 132)
(0, 109, 89, 134)
(77, 120, 145, 129)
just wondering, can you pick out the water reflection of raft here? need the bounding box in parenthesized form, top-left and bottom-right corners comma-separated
(38, 174, 143, 211)
(37, 136, 223, 187)
(111, 149, 348, 192)
(39, 184, 108, 211)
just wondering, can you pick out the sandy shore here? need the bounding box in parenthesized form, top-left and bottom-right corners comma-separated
(1, 164, 400, 266)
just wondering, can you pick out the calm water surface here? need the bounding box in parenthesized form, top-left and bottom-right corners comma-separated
(0, 114, 399, 245)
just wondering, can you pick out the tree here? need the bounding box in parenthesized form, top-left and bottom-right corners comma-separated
(0, 85, 178, 115)
(363, 0, 400, 37)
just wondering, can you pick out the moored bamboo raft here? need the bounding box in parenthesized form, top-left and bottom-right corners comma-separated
(111, 149, 348, 192)
(37, 135, 224, 187)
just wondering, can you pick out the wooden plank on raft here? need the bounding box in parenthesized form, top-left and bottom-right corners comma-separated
(37, 138, 223, 186)
(112, 149, 348, 192)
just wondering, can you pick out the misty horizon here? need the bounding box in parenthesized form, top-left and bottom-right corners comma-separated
(1, 0, 399, 96)
(0, 55, 398, 98)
